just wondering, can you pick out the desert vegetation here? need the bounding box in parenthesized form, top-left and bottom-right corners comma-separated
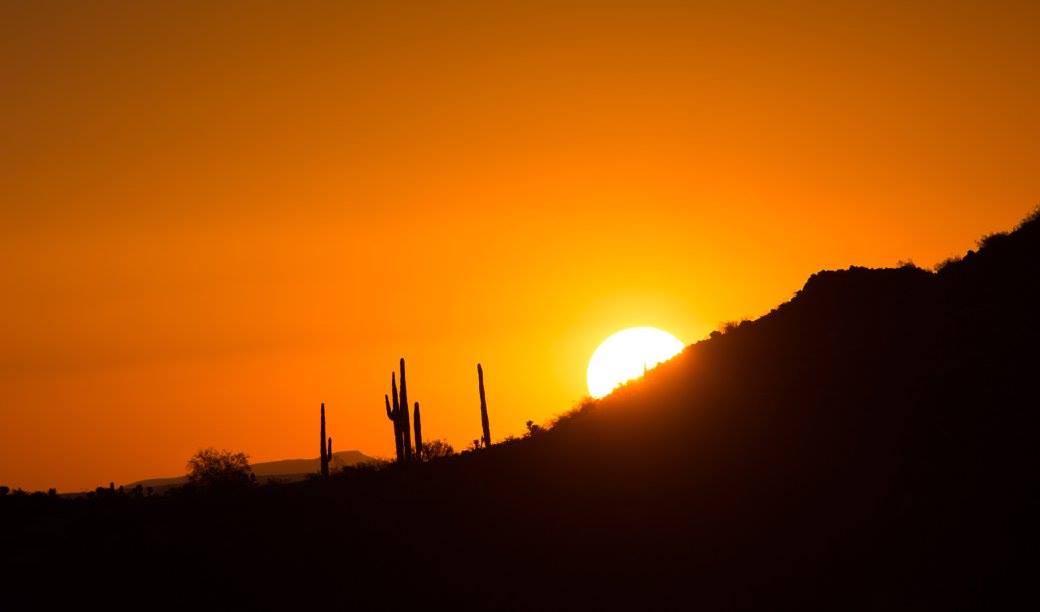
(186, 448, 255, 488)
(381, 358, 494, 465)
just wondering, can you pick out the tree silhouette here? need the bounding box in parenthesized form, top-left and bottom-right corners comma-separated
(186, 448, 254, 488)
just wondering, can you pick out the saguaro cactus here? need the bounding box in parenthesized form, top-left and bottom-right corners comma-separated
(399, 358, 412, 462)
(320, 402, 330, 478)
(413, 401, 423, 462)
(383, 358, 424, 464)
(478, 363, 491, 447)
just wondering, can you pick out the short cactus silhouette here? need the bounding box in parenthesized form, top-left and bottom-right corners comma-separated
(319, 402, 331, 478)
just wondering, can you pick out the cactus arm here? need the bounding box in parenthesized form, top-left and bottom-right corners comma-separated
(390, 373, 404, 462)
(413, 401, 423, 463)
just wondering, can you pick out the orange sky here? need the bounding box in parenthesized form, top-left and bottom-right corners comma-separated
(2, 1, 1038, 491)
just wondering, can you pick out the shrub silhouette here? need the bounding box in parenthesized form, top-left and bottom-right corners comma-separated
(186, 448, 255, 488)
(421, 439, 455, 460)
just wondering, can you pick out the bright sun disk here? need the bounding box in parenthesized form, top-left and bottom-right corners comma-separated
(586, 326, 685, 398)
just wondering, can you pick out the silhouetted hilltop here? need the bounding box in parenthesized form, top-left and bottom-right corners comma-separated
(536, 207, 1039, 608)
(125, 450, 378, 491)
(3, 210, 1036, 610)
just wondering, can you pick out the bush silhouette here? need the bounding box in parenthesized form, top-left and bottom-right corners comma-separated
(186, 448, 255, 488)
(421, 439, 455, 460)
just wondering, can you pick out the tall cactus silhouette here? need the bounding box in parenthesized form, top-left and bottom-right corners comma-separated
(380, 358, 424, 464)
(478, 363, 491, 447)
(413, 401, 423, 462)
(383, 360, 419, 463)
(319, 402, 330, 478)
(399, 358, 412, 462)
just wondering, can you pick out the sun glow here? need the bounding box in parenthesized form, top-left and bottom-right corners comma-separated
(586, 327, 685, 399)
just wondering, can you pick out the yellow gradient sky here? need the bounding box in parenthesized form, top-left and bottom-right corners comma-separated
(2, 1, 1038, 491)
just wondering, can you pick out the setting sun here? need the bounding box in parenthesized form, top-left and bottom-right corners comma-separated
(586, 327, 685, 398)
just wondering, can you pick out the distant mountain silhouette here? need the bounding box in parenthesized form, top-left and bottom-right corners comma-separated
(3, 209, 1036, 610)
(125, 450, 378, 491)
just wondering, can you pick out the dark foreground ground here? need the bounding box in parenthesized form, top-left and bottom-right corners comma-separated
(3, 213, 1037, 610)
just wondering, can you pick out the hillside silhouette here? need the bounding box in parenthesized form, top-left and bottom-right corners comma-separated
(3, 211, 1037, 610)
